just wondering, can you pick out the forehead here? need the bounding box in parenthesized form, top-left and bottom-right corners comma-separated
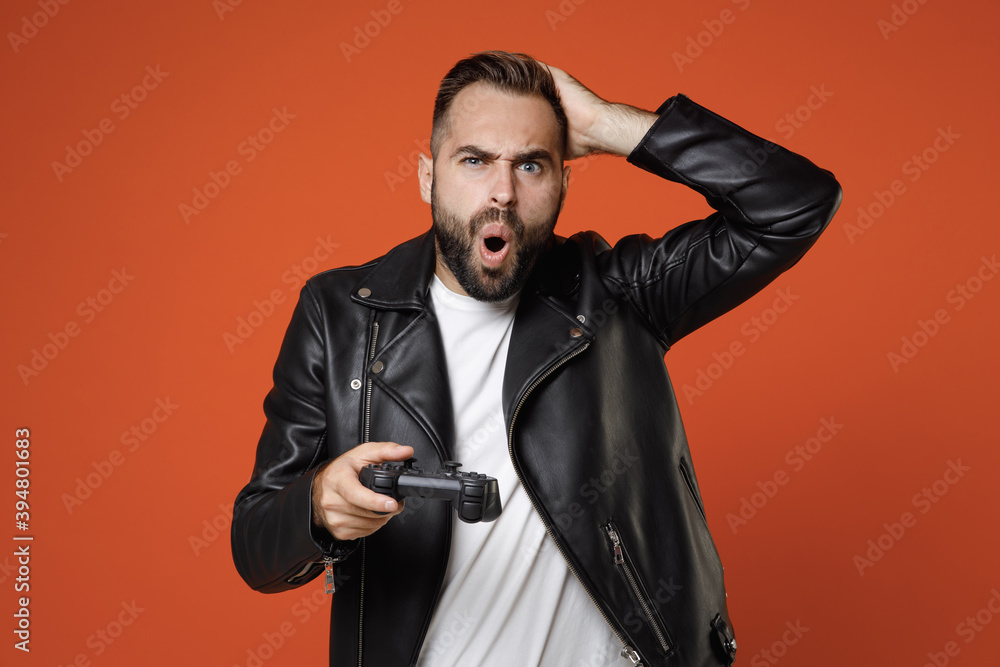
(441, 82, 562, 154)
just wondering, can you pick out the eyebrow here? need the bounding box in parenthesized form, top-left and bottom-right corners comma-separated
(452, 145, 554, 163)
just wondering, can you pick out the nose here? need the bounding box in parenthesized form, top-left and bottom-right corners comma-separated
(489, 163, 517, 208)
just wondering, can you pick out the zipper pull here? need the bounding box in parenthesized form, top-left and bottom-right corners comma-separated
(620, 645, 643, 666)
(324, 556, 336, 594)
(606, 526, 625, 565)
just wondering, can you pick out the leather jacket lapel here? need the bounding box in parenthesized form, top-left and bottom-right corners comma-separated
(351, 230, 456, 458)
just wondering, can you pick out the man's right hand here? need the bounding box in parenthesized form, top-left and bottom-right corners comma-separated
(311, 441, 414, 541)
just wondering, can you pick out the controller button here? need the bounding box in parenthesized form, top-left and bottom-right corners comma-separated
(374, 477, 393, 490)
(466, 485, 484, 497)
(460, 501, 482, 522)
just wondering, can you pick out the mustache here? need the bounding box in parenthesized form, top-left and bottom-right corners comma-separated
(468, 207, 525, 237)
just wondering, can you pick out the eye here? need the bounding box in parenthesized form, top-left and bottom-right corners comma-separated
(462, 157, 483, 166)
(519, 161, 541, 174)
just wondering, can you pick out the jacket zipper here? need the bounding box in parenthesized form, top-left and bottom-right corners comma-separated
(358, 320, 379, 667)
(506, 341, 646, 664)
(324, 556, 335, 593)
(604, 521, 672, 654)
(364, 321, 379, 444)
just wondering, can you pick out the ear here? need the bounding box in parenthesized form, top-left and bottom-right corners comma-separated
(418, 153, 433, 204)
(558, 163, 571, 212)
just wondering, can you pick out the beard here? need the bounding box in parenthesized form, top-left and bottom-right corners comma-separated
(431, 183, 558, 302)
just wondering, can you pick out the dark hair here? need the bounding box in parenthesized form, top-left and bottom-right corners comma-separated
(430, 50, 568, 158)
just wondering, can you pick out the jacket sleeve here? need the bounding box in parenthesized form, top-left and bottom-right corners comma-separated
(231, 281, 356, 593)
(601, 94, 842, 347)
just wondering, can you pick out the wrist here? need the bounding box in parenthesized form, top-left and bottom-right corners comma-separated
(591, 102, 658, 157)
(310, 461, 332, 528)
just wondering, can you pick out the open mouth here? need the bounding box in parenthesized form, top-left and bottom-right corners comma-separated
(484, 236, 506, 252)
(478, 222, 513, 268)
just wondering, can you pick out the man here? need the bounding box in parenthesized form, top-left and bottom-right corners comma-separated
(232, 51, 842, 666)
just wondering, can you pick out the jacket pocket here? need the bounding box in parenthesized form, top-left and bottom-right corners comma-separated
(678, 457, 707, 521)
(603, 520, 674, 656)
(677, 457, 726, 574)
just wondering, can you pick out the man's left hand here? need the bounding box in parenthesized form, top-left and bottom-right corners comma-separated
(543, 63, 659, 160)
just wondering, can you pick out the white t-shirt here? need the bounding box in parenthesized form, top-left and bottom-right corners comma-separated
(417, 274, 628, 667)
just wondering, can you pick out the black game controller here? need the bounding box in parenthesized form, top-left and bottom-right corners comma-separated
(359, 458, 502, 523)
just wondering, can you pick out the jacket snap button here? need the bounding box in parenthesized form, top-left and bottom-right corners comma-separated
(358, 287, 371, 298)
(569, 327, 583, 338)
(576, 315, 586, 323)
(371, 360, 384, 374)
(350, 378, 362, 390)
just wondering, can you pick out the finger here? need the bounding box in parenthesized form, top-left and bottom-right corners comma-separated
(334, 467, 403, 514)
(333, 485, 407, 517)
(350, 441, 414, 468)
(325, 514, 394, 541)
(322, 493, 401, 520)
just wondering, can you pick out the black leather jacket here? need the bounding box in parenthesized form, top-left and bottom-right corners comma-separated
(232, 94, 842, 666)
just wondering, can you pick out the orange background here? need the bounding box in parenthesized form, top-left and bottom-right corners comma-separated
(3, 0, 999, 665)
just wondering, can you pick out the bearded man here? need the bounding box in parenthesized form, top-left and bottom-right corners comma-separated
(232, 50, 842, 667)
